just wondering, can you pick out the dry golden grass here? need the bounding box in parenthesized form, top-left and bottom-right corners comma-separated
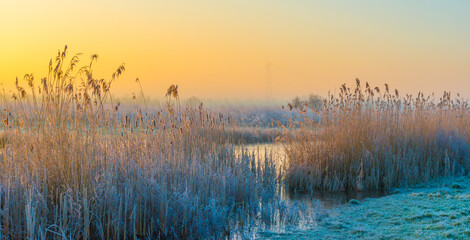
(0, 46, 286, 239)
(282, 79, 470, 192)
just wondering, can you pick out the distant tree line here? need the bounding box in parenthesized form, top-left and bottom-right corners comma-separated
(287, 94, 324, 111)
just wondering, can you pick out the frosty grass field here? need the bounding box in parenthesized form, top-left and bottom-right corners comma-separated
(257, 177, 470, 239)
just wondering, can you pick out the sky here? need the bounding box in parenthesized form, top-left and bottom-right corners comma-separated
(1, 0, 470, 101)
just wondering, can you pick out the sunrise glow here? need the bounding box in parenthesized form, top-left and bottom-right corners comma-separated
(2, 0, 470, 100)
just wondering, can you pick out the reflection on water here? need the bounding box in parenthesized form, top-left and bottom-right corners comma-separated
(234, 143, 286, 168)
(234, 143, 387, 208)
(288, 188, 388, 209)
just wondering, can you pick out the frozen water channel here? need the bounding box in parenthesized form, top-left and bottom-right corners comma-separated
(235, 143, 387, 207)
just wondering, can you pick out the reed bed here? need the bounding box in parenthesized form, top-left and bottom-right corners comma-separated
(0, 47, 295, 239)
(282, 79, 470, 192)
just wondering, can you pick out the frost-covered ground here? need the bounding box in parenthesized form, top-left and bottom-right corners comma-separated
(256, 177, 470, 239)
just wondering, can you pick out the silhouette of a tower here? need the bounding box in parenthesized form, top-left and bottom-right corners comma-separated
(265, 63, 272, 100)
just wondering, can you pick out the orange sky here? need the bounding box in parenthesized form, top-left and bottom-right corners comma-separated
(1, 0, 470, 101)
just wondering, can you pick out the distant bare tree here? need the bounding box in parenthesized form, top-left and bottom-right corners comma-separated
(307, 94, 323, 111)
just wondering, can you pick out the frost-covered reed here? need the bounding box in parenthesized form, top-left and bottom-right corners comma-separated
(0, 46, 292, 239)
(282, 79, 470, 192)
